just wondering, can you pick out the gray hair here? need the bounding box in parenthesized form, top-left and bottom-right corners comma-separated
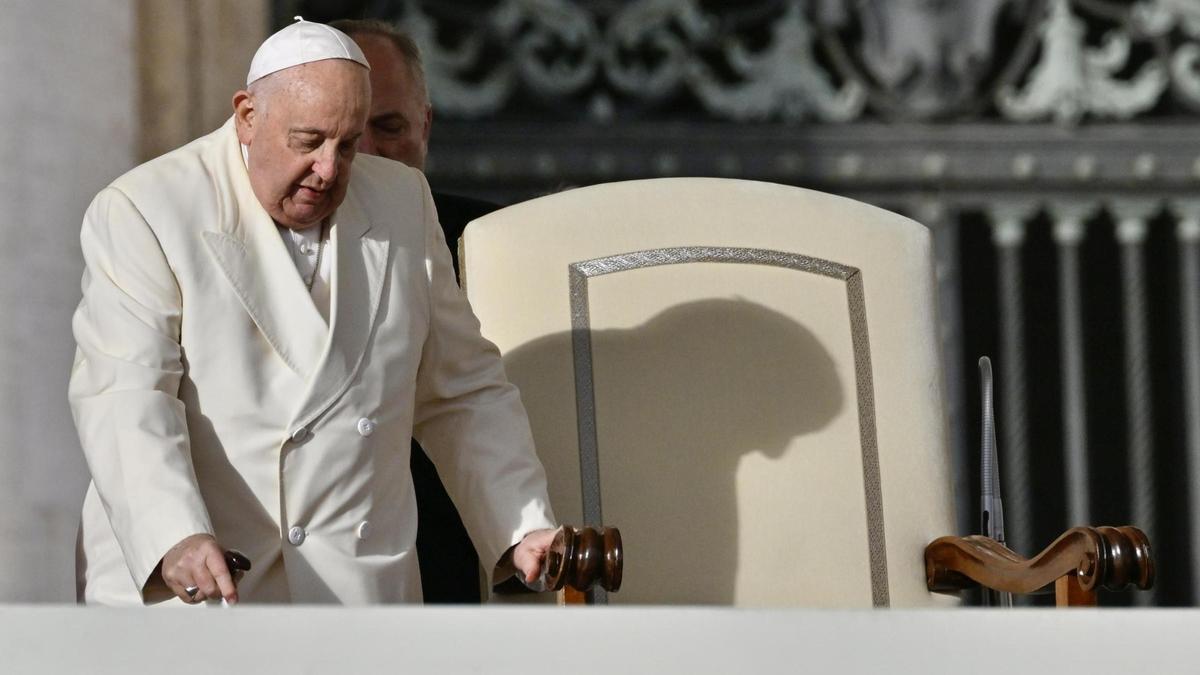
(330, 18, 429, 106)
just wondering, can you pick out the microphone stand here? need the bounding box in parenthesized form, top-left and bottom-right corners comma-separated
(979, 357, 1012, 607)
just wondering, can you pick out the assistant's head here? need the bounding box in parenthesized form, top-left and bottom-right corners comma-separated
(233, 19, 372, 229)
(331, 19, 431, 170)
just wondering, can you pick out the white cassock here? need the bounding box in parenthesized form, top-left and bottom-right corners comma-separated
(69, 117, 556, 605)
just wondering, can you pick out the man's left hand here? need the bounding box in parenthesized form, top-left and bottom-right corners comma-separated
(497, 528, 558, 585)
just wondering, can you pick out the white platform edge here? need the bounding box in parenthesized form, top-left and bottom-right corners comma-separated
(2, 606, 1196, 674)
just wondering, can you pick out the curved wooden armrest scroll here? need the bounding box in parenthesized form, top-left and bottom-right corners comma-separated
(925, 526, 1154, 598)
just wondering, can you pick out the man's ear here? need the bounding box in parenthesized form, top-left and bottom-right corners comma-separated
(233, 90, 256, 145)
(421, 103, 432, 144)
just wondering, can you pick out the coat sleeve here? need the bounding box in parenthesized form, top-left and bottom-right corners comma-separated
(408, 173, 556, 576)
(69, 187, 214, 597)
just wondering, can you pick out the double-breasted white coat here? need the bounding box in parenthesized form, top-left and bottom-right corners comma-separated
(69, 118, 555, 605)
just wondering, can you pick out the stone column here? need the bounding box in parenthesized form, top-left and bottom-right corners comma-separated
(1049, 200, 1095, 529)
(987, 200, 1039, 560)
(1173, 199, 1200, 606)
(136, 0, 269, 161)
(0, 0, 138, 601)
(0, 0, 268, 602)
(1112, 198, 1161, 607)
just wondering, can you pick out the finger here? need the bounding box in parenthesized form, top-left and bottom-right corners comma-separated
(172, 577, 203, 603)
(191, 559, 219, 600)
(207, 551, 239, 604)
(515, 551, 543, 583)
(161, 564, 198, 602)
(527, 552, 543, 582)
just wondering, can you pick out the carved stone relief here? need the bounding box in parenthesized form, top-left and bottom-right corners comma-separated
(303, 0, 1200, 124)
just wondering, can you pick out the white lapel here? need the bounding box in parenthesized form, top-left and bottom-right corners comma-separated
(201, 119, 331, 379)
(289, 182, 392, 428)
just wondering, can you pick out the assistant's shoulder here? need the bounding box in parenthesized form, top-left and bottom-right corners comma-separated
(347, 154, 435, 230)
(349, 153, 427, 198)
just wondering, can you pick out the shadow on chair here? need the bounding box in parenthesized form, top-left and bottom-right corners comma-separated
(505, 298, 843, 604)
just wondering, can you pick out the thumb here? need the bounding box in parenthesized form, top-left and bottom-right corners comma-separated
(513, 547, 545, 582)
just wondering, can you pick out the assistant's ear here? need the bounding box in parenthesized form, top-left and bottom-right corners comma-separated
(232, 90, 257, 145)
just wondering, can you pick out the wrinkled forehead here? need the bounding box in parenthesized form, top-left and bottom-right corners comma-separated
(262, 60, 371, 119)
(271, 58, 369, 93)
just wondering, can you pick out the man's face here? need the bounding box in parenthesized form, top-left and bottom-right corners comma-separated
(354, 34, 431, 169)
(234, 59, 370, 229)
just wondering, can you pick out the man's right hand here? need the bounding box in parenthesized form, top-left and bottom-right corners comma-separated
(159, 533, 238, 605)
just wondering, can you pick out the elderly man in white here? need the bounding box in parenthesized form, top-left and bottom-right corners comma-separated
(69, 18, 556, 606)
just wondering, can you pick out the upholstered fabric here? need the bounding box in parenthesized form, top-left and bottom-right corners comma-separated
(463, 178, 958, 607)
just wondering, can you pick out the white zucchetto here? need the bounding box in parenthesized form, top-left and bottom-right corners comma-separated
(246, 16, 370, 86)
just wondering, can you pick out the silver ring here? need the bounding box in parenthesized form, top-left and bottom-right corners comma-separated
(184, 585, 200, 600)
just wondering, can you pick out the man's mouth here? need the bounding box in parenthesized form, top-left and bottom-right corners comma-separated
(296, 185, 326, 201)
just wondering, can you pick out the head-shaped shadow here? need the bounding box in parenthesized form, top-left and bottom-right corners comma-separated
(504, 298, 844, 604)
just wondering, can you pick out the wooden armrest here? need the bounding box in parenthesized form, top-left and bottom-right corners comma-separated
(492, 525, 623, 605)
(546, 526, 622, 605)
(925, 525, 1154, 606)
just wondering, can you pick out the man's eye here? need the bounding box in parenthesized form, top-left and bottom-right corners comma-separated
(374, 123, 406, 135)
(290, 135, 322, 151)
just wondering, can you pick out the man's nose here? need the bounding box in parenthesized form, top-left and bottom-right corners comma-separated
(313, 146, 338, 182)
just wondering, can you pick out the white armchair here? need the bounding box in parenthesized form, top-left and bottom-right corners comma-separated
(460, 178, 1151, 607)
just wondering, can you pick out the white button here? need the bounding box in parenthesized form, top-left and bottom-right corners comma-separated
(299, 242, 316, 255)
(290, 427, 309, 443)
(356, 521, 371, 540)
(356, 417, 375, 437)
(288, 526, 306, 546)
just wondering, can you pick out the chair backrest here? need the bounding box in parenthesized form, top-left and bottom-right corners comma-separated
(462, 178, 959, 607)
